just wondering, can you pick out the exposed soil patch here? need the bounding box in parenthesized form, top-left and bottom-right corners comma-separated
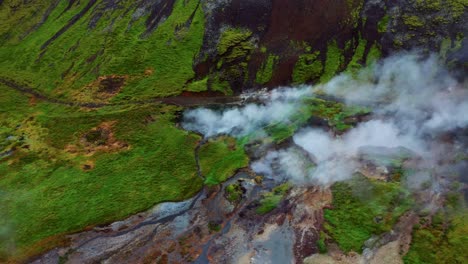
(72, 75, 128, 103)
(66, 121, 129, 156)
(96, 75, 126, 95)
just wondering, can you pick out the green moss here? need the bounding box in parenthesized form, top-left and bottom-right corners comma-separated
(210, 76, 233, 95)
(186, 78, 208, 92)
(415, 0, 442, 11)
(199, 137, 249, 186)
(324, 176, 413, 253)
(225, 183, 243, 203)
(448, 0, 468, 19)
(404, 211, 468, 264)
(256, 54, 278, 85)
(256, 183, 291, 215)
(440, 38, 453, 59)
(317, 231, 328, 253)
(320, 41, 344, 83)
(403, 15, 425, 29)
(292, 52, 323, 84)
(218, 28, 253, 55)
(366, 44, 382, 65)
(346, 37, 367, 75)
(378, 15, 390, 33)
(346, 0, 365, 27)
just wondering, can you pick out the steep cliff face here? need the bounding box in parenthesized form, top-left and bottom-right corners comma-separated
(0, 0, 466, 99)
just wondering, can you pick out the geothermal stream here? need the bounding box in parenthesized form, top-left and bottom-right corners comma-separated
(31, 54, 467, 264)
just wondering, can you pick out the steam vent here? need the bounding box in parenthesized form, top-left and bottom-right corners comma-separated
(1, 1, 467, 263)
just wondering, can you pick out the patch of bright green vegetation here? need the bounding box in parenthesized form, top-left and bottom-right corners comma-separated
(440, 37, 453, 59)
(346, 0, 365, 27)
(0, 0, 206, 100)
(199, 137, 249, 186)
(292, 52, 323, 84)
(256, 183, 291, 215)
(305, 98, 370, 132)
(0, 84, 205, 261)
(440, 35, 464, 62)
(346, 37, 367, 75)
(265, 97, 370, 142)
(186, 78, 208, 92)
(447, 0, 468, 19)
(366, 43, 382, 65)
(317, 231, 329, 253)
(256, 54, 278, 85)
(324, 175, 413, 253)
(213, 27, 254, 94)
(404, 210, 468, 264)
(403, 15, 425, 29)
(415, 0, 442, 11)
(413, 0, 467, 19)
(225, 182, 243, 203)
(320, 41, 344, 83)
(378, 15, 390, 33)
(210, 76, 233, 95)
(218, 28, 253, 55)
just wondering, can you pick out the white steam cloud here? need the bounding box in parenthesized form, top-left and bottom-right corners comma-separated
(183, 53, 468, 186)
(182, 87, 311, 138)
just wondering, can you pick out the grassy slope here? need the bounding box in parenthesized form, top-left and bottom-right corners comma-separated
(0, 0, 205, 100)
(0, 84, 205, 260)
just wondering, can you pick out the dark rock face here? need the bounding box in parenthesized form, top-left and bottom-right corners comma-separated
(193, 0, 467, 93)
(197, 0, 365, 91)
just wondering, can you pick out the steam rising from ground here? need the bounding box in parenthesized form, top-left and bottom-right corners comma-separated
(183, 87, 311, 138)
(183, 53, 468, 186)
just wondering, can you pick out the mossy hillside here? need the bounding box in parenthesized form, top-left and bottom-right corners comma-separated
(404, 210, 468, 264)
(199, 136, 249, 186)
(0, 84, 207, 261)
(324, 175, 413, 253)
(0, 0, 55, 44)
(0, 0, 206, 101)
(211, 28, 255, 94)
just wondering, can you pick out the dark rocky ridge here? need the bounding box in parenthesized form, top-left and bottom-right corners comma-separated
(194, 0, 467, 92)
